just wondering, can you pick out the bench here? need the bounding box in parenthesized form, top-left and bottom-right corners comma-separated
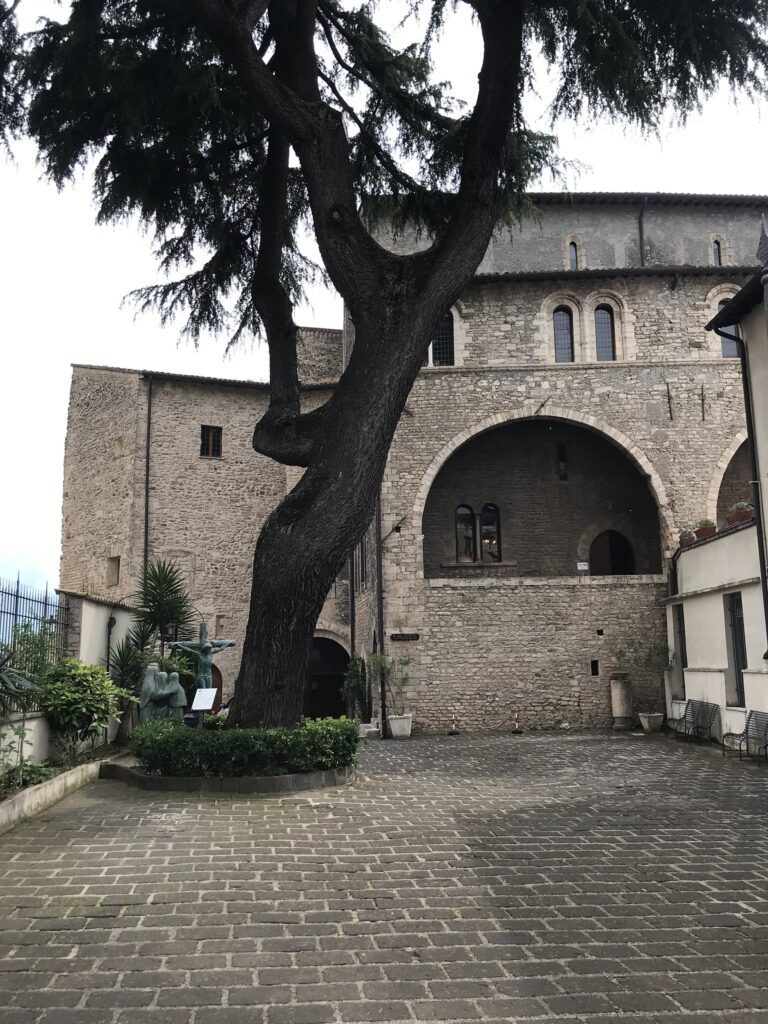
(722, 710, 768, 763)
(668, 699, 720, 742)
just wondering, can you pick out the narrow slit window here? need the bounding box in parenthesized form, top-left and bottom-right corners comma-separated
(713, 240, 722, 267)
(201, 425, 223, 458)
(553, 306, 574, 363)
(106, 556, 120, 588)
(455, 505, 476, 563)
(568, 241, 578, 271)
(479, 504, 501, 563)
(431, 313, 455, 367)
(594, 305, 616, 361)
(718, 300, 740, 359)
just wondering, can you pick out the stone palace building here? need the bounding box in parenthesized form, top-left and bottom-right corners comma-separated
(59, 192, 768, 731)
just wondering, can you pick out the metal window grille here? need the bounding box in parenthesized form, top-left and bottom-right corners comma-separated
(479, 504, 501, 563)
(718, 300, 740, 358)
(201, 425, 223, 457)
(674, 604, 688, 669)
(431, 314, 454, 366)
(594, 306, 616, 361)
(727, 591, 747, 707)
(568, 242, 578, 270)
(553, 307, 574, 363)
(455, 505, 476, 563)
(0, 576, 69, 718)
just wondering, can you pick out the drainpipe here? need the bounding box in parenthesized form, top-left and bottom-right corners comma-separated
(638, 196, 648, 268)
(713, 325, 768, 660)
(143, 374, 154, 572)
(375, 497, 388, 735)
(348, 555, 356, 655)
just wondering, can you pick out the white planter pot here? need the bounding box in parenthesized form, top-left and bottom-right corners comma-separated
(638, 712, 664, 733)
(387, 714, 412, 739)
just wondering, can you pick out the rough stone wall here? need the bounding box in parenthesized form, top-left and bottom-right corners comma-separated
(297, 327, 342, 383)
(454, 272, 750, 368)
(141, 376, 289, 690)
(413, 578, 667, 732)
(716, 440, 753, 526)
(376, 345, 747, 730)
(422, 419, 661, 577)
(59, 366, 142, 602)
(371, 198, 767, 273)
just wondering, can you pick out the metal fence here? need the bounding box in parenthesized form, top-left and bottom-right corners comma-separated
(0, 576, 69, 718)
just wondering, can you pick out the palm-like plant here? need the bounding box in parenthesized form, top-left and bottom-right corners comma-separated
(135, 560, 195, 657)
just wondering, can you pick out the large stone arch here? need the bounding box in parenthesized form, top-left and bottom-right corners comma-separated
(706, 429, 750, 525)
(411, 405, 675, 551)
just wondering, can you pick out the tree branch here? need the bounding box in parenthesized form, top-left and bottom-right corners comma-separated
(186, 0, 392, 318)
(250, 125, 327, 466)
(422, 0, 526, 312)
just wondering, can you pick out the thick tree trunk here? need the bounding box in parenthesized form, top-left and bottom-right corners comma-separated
(228, 296, 438, 728)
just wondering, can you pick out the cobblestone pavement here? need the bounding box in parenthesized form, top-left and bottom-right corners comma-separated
(3, 732, 768, 1024)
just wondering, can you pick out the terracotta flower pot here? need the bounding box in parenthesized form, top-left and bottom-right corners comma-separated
(679, 534, 695, 548)
(726, 509, 754, 526)
(694, 525, 716, 540)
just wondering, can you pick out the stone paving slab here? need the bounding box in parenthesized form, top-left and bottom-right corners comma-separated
(2, 731, 768, 1022)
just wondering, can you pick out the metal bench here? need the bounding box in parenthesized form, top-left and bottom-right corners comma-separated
(668, 699, 720, 742)
(722, 710, 768, 763)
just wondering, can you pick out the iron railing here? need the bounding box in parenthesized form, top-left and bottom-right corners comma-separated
(0, 576, 68, 718)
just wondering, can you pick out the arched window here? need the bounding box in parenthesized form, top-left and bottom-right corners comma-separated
(553, 306, 574, 363)
(424, 312, 455, 367)
(568, 241, 578, 271)
(590, 530, 635, 576)
(455, 505, 476, 563)
(713, 240, 723, 267)
(718, 299, 740, 358)
(479, 504, 501, 563)
(594, 305, 616, 361)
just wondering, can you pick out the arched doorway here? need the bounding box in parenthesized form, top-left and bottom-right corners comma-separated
(304, 638, 349, 719)
(590, 530, 635, 575)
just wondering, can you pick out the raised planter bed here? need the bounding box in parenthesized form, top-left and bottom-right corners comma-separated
(0, 758, 106, 835)
(100, 761, 356, 794)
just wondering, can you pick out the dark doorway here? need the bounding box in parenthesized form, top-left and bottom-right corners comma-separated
(590, 530, 635, 575)
(304, 638, 349, 719)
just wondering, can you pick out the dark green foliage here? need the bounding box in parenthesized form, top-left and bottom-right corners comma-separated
(0, 1, 22, 146)
(41, 659, 135, 765)
(134, 560, 195, 651)
(130, 717, 358, 777)
(15, 1, 767, 342)
(0, 760, 60, 801)
(342, 654, 372, 721)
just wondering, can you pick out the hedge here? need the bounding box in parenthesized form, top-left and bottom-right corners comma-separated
(130, 717, 358, 777)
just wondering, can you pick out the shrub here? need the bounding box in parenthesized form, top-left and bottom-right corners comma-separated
(130, 717, 358, 777)
(41, 659, 135, 765)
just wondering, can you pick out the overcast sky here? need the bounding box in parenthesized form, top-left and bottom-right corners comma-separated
(1, 2, 766, 589)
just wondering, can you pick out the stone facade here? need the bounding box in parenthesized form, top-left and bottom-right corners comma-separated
(59, 192, 768, 729)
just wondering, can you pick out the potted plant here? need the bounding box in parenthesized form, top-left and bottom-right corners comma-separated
(637, 695, 666, 733)
(679, 529, 696, 548)
(372, 654, 413, 738)
(694, 518, 716, 540)
(726, 501, 754, 527)
(611, 640, 671, 733)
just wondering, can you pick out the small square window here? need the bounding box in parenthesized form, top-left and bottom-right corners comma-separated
(201, 425, 223, 458)
(106, 556, 120, 588)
